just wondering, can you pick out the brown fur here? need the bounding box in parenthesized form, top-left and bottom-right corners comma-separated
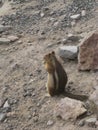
(43, 51, 88, 101)
(43, 51, 68, 96)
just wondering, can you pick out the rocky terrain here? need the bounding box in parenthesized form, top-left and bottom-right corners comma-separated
(0, 0, 98, 130)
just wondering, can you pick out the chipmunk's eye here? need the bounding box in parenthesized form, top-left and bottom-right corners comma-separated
(51, 51, 55, 55)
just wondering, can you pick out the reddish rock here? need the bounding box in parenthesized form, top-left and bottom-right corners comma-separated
(78, 32, 98, 70)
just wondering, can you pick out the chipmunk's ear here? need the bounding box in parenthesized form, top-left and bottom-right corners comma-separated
(51, 51, 55, 55)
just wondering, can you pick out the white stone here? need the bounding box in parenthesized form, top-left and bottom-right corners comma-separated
(81, 10, 86, 17)
(58, 45, 78, 60)
(54, 97, 87, 121)
(40, 12, 45, 17)
(70, 14, 81, 20)
(47, 120, 54, 126)
(3, 100, 10, 108)
(17, 40, 22, 44)
(54, 21, 59, 27)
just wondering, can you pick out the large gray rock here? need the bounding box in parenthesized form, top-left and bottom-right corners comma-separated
(58, 45, 78, 61)
(54, 97, 87, 121)
(78, 32, 98, 70)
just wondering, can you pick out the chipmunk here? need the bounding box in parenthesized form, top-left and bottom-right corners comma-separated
(43, 51, 88, 101)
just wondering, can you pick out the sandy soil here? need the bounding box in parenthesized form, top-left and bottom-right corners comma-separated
(0, 0, 98, 130)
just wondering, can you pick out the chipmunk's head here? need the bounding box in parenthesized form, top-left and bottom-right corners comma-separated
(44, 51, 55, 63)
(43, 51, 56, 73)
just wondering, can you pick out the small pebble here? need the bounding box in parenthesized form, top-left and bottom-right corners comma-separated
(47, 120, 54, 126)
(33, 116, 38, 122)
(81, 10, 86, 17)
(70, 14, 80, 20)
(40, 12, 45, 17)
(3, 100, 10, 108)
(0, 113, 6, 122)
(78, 120, 85, 127)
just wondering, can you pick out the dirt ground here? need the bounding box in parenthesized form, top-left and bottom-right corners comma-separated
(0, 0, 98, 130)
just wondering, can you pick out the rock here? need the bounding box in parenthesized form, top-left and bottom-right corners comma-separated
(0, 25, 11, 33)
(0, 38, 11, 44)
(0, 113, 6, 122)
(3, 100, 11, 112)
(81, 10, 86, 17)
(47, 120, 54, 126)
(10, 63, 20, 72)
(85, 117, 97, 127)
(2, 86, 7, 93)
(40, 12, 45, 17)
(7, 35, 19, 42)
(43, 7, 49, 12)
(54, 97, 87, 121)
(50, 11, 55, 16)
(23, 91, 32, 97)
(70, 14, 81, 20)
(33, 111, 36, 117)
(58, 45, 78, 61)
(78, 32, 98, 70)
(78, 120, 85, 127)
(62, 38, 67, 44)
(17, 40, 22, 44)
(53, 21, 59, 27)
(67, 33, 80, 42)
(41, 30, 45, 35)
(3, 100, 10, 108)
(23, 88, 32, 97)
